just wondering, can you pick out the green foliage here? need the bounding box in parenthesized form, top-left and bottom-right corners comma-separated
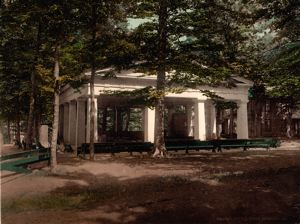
(201, 90, 238, 110)
(263, 42, 300, 103)
(126, 1, 254, 102)
(246, 0, 300, 107)
(0, 0, 88, 124)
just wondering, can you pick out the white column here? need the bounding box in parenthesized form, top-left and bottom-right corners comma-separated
(194, 100, 206, 140)
(69, 101, 77, 145)
(143, 107, 155, 142)
(186, 104, 194, 137)
(236, 101, 249, 139)
(94, 98, 98, 142)
(63, 103, 70, 143)
(39, 125, 49, 148)
(86, 99, 90, 143)
(209, 101, 217, 139)
(76, 99, 86, 149)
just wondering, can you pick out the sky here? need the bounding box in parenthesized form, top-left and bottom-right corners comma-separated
(127, 18, 151, 29)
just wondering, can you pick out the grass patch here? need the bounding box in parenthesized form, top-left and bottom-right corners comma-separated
(2, 183, 122, 214)
(2, 193, 83, 213)
(2, 176, 191, 214)
(142, 175, 191, 192)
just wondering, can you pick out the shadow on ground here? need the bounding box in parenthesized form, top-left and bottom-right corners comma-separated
(2, 150, 300, 224)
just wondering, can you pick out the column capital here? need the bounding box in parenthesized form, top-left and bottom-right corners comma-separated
(76, 97, 87, 102)
(193, 98, 205, 103)
(237, 100, 249, 105)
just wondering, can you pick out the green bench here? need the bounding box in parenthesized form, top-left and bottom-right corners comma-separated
(0, 149, 50, 173)
(165, 140, 215, 153)
(211, 138, 280, 152)
(211, 139, 248, 152)
(245, 138, 280, 150)
(79, 142, 154, 156)
(78, 138, 280, 156)
(166, 138, 280, 153)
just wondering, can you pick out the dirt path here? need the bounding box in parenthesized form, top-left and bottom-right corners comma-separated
(2, 147, 300, 223)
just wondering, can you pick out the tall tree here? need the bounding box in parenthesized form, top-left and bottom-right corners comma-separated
(43, 0, 83, 170)
(1, 0, 40, 147)
(245, 0, 300, 137)
(130, 0, 250, 156)
(77, 0, 129, 160)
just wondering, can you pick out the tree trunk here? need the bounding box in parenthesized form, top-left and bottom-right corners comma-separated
(89, 4, 97, 160)
(50, 45, 60, 171)
(0, 125, 3, 150)
(286, 112, 293, 139)
(89, 65, 96, 160)
(216, 108, 221, 139)
(7, 118, 11, 144)
(153, 0, 168, 157)
(26, 22, 42, 149)
(16, 110, 21, 148)
(26, 78, 35, 149)
(33, 105, 41, 142)
(153, 94, 167, 157)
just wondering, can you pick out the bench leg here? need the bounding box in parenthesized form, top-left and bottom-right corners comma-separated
(185, 149, 189, 154)
(217, 147, 222, 152)
(212, 148, 216, 153)
(243, 147, 247, 151)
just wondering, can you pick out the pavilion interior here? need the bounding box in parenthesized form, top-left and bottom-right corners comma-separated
(96, 95, 237, 142)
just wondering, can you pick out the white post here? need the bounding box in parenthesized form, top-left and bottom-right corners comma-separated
(209, 101, 217, 139)
(186, 104, 194, 137)
(69, 101, 77, 145)
(236, 101, 249, 139)
(39, 125, 49, 148)
(194, 100, 206, 140)
(76, 99, 86, 148)
(94, 98, 98, 142)
(63, 103, 70, 143)
(86, 99, 90, 143)
(144, 107, 155, 142)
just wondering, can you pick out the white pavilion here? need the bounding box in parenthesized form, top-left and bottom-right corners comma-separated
(59, 69, 252, 149)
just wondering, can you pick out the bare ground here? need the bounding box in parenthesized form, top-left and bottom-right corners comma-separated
(1, 142, 300, 224)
